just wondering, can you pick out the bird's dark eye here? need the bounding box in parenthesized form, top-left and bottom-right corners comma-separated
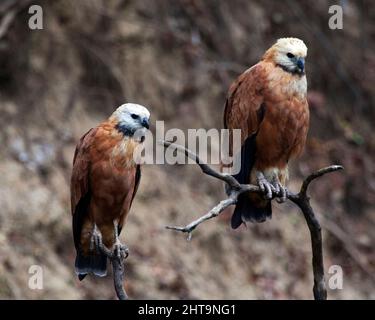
(131, 114, 139, 119)
(287, 52, 295, 58)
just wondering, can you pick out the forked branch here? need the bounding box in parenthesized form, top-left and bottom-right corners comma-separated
(162, 140, 344, 300)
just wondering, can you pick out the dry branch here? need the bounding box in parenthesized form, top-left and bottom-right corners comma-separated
(111, 258, 128, 300)
(162, 140, 344, 300)
(0, 0, 33, 40)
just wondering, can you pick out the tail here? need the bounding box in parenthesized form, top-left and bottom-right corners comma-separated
(75, 250, 107, 281)
(231, 194, 272, 229)
(229, 133, 271, 229)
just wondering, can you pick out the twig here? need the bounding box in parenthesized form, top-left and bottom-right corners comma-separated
(0, 8, 16, 39)
(111, 258, 128, 300)
(166, 197, 237, 241)
(161, 140, 344, 300)
(0, 0, 33, 40)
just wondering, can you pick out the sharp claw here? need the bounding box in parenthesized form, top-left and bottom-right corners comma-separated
(274, 183, 280, 194)
(274, 184, 287, 203)
(112, 240, 129, 262)
(259, 182, 265, 193)
(257, 173, 274, 199)
(257, 173, 271, 198)
(89, 223, 131, 262)
(120, 246, 129, 260)
(266, 184, 273, 199)
(256, 171, 290, 202)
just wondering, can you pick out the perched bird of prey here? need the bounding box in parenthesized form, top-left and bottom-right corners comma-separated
(224, 37, 309, 228)
(71, 103, 150, 280)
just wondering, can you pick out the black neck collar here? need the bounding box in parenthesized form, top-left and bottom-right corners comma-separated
(115, 123, 134, 137)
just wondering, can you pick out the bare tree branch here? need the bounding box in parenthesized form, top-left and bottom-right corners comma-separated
(166, 197, 237, 241)
(111, 258, 128, 300)
(299, 165, 344, 196)
(0, 0, 33, 40)
(161, 140, 344, 300)
(162, 140, 241, 189)
(0, 8, 17, 39)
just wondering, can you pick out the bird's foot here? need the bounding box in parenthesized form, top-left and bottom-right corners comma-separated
(113, 240, 129, 261)
(256, 171, 275, 200)
(89, 224, 129, 261)
(110, 220, 129, 261)
(256, 172, 288, 202)
(273, 181, 287, 203)
(90, 224, 112, 257)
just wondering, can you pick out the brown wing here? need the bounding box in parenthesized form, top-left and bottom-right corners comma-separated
(130, 165, 141, 206)
(224, 63, 267, 154)
(117, 164, 141, 236)
(71, 127, 98, 250)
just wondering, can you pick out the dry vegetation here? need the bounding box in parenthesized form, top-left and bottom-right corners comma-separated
(0, 0, 374, 299)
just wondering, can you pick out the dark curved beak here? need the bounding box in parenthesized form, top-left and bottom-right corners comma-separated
(296, 57, 305, 72)
(142, 118, 149, 129)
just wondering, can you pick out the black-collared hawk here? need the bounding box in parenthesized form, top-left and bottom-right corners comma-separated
(224, 38, 309, 228)
(71, 103, 150, 280)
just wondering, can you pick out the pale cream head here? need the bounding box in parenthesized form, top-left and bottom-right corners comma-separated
(263, 37, 307, 74)
(110, 103, 150, 136)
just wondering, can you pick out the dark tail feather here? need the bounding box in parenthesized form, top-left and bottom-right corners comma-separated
(232, 134, 257, 185)
(75, 251, 107, 281)
(78, 273, 87, 281)
(230, 133, 271, 228)
(231, 194, 272, 228)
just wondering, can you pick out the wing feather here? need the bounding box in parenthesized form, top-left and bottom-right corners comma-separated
(224, 64, 267, 154)
(71, 127, 97, 249)
(117, 165, 141, 236)
(130, 165, 141, 206)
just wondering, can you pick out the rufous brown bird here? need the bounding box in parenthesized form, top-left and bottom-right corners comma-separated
(224, 37, 309, 228)
(71, 103, 150, 280)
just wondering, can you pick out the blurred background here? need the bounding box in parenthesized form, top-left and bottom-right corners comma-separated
(0, 0, 374, 299)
